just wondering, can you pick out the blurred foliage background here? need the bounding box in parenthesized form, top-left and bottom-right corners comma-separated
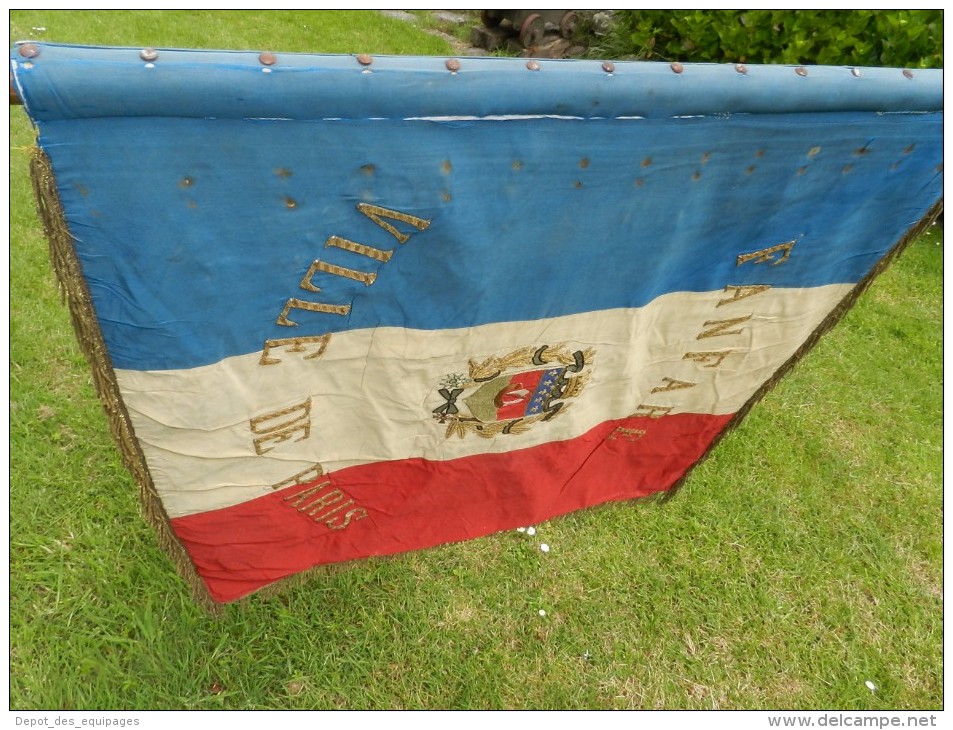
(600, 10, 942, 68)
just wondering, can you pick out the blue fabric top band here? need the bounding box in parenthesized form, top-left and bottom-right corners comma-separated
(11, 43, 943, 122)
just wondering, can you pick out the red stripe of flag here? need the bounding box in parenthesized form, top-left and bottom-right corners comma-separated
(171, 411, 732, 602)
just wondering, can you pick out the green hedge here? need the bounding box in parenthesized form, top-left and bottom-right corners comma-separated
(612, 10, 942, 68)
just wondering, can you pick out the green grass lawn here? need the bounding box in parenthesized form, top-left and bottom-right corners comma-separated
(8, 10, 943, 711)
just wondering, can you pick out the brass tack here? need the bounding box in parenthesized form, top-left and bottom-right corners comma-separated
(526, 60, 540, 71)
(259, 52, 277, 66)
(902, 69, 914, 79)
(18, 43, 40, 59)
(795, 66, 808, 77)
(139, 48, 158, 62)
(670, 62, 683, 74)
(357, 54, 373, 67)
(602, 61, 615, 73)
(445, 58, 461, 72)
(735, 63, 747, 74)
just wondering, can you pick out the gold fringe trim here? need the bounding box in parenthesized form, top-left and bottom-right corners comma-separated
(242, 198, 949, 604)
(29, 140, 943, 608)
(663, 196, 944, 501)
(30, 148, 222, 614)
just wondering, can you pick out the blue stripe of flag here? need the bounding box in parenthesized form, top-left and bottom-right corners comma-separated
(42, 112, 941, 371)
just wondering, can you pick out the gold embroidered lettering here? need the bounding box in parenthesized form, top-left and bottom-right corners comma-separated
(300, 260, 376, 290)
(283, 480, 332, 508)
(282, 480, 369, 531)
(356, 202, 431, 244)
(736, 240, 795, 267)
(326, 507, 369, 530)
(301, 489, 347, 517)
(608, 427, 647, 442)
(270, 463, 325, 491)
(311, 497, 355, 522)
(651, 377, 696, 393)
(717, 284, 771, 307)
(632, 404, 673, 419)
(260, 335, 331, 365)
(326, 235, 394, 263)
(696, 315, 752, 340)
(250, 397, 312, 455)
(683, 350, 733, 369)
(277, 298, 350, 326)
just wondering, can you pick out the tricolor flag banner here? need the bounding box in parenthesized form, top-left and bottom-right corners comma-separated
(12, 43, 942, 605)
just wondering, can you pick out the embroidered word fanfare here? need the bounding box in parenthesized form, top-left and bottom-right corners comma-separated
(651, 377, 696, 394)
(616, 239, 796, 442)
(736, 240, 795, 267)
(683, 350, 733, 369)
(717, 284, 771, 307)
(696, 314, 753, 340)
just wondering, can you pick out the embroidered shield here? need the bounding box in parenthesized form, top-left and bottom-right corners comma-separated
(433, 344, 593, 439)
